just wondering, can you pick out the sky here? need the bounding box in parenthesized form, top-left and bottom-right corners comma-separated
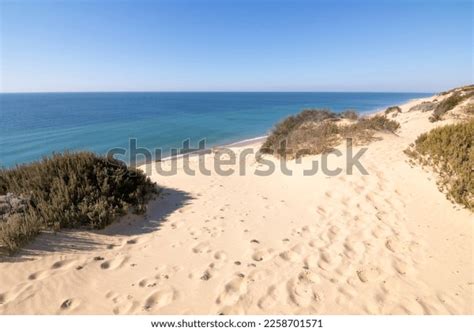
(0, 0, 472, 93)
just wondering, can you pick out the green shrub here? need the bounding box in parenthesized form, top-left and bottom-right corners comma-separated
(260, 109, 400, 158)
(260, 109, 337, 155)
(385, 106, 401, 115)
(0, 152, 157, 253)
(430, 91, 474, 122)
(352, 115, 401, 132)
(406, 120, 473, 210)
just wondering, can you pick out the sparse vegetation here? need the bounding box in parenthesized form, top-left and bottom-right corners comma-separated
(409, 101, 436, 112)
(438, 84, 474, 96)
(0, 152, 157, 254)
(430, 89, 474, 122)
(341, 109, 359, 120)
(260, 109, 400, 158)
(404, 120, 473, 210)
(385, 106, 401, 116)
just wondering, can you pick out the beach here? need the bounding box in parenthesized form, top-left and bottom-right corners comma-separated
(0, 93, 472, 314)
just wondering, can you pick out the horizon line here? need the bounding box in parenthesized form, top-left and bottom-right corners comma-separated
(0, 90, 435, 94)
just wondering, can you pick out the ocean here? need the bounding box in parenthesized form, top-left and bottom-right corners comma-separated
(0, 92, 430, 167)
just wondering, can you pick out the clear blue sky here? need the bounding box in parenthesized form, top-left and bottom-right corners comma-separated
(0, 0, 472, 92)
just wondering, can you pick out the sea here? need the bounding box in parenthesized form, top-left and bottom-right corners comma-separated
(0, 92, 430, 167)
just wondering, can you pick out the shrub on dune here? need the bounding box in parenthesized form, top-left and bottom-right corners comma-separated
(430, 90, 474, 122)
(385, 106, 401, 116)
(341, 110, 359, 120)
(260, 109, 400, 158)
(405, 120, 473, 210)
(0, 152, 157, 253)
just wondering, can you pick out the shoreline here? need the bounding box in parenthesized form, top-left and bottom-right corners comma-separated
(1, 93, 432, 168)
(151, 135, 269, 164)
(142, 93, 435, 166)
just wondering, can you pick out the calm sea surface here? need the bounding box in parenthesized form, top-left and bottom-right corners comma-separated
(0, 92, 430, 167)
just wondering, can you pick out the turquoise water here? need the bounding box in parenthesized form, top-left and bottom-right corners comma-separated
(0, 92, 430, 167)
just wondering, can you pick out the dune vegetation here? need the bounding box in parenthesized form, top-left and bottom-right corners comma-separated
(429, 85, 474, 122)
(260, 109, 400, 158)
(0, 152, 157, 254)
(405, 120, 473, 210)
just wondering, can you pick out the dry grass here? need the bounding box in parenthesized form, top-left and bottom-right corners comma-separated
(430, 88, 474, 122)
(409, 101, 436, 112)
(260, 109, 400, 158)
(385, 106, 401, 116)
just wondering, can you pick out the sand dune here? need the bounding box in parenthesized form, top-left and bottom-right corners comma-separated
(0, 95, 472, 314)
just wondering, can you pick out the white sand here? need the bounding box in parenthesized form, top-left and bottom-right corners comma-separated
(0, 94, 472, 314)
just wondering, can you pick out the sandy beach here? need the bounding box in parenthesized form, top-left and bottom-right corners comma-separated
(0, 94, 472, 315)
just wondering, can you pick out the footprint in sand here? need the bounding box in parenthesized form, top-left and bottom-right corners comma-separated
(287, 278, 321, 307)
(60, 299, 74, 310)
(298, 269, 321, 284)
(343, 240, 365, 259)
(110, 292, 140, 315)
(327, 226, 341, 240)
(154, 265, 180, 280)
(371, 224, 392, 238)
(216, 277, 247, 306)
(385, 237, 419, 255)
(280, 244, 307, 262)
(200, 270, 213, 281)
(28, 270, 48, 281)
(58, 298, 81, 313)
(251, 248, 273, 262)
(248, 268, 273, 282)
(280, 250, 302, 263)
(392, 259, 409, 275)
(143, 287, 178, 311)
(258, 285, 283, 310)
(356, 266, 381, 283)
(100, 255, 130, 270)
(317, 249, 342, 270)
(304, 255, 319, 270)
(209, 259, 226, 270)
(213, 250, 227, 260)
(28, 259, 77, 280)
(192, 241, 211, 254)
(51, 259, 76, 270)
(138, 278, 157, 288)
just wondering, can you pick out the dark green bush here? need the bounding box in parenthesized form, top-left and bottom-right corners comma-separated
(0, 152, 157, 253)
(407, 120, 473, 210)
